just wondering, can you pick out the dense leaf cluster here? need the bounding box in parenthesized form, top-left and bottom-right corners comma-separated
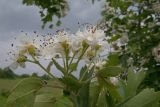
(102, 0, 160, 90)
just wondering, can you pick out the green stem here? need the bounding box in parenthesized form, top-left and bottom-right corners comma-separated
(69, 51, 77, 66)
(52, 58, 66, 75)
(47, 61, 54, 71)
(30, 55, 56, 79)
(79, 62, 94, 82)
(82, 76, 96, 83)
(69, 46, 89, 74)
(62, 56, 67, 72)
(77, 46, 89, 64)
(66, 55, 69, 73)
(37, 61, 55, 79)
(68, 51, 77, 73)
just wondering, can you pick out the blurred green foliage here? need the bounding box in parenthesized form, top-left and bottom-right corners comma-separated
(0, 68, 17, 79)
(0, 67, 50, 80)
(102, 0, 160, 91)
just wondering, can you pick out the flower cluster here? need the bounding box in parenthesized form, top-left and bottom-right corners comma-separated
(9, 26, 110, 72)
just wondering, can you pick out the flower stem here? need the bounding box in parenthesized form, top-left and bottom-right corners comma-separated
(30, 55, 56, 79)
(69, 46, 89, 74)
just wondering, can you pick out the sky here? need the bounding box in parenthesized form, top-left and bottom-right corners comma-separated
(0, 0, 105, 75)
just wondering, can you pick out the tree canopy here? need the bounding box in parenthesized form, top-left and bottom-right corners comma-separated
(23, 0, 69, 28)
(102, 0, 160, 90)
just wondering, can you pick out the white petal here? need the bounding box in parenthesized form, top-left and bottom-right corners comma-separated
(9, 62, 18, 70)
(18, 33, 31, 44)
(19, 63, 26, 68)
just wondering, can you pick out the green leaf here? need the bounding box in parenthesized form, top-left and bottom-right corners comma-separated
(108, 35, 121, 43)
(60, 76, 81, 91)
(79, 66, 87, 79)
(106, 79, 122, 102)
(122, 89, 160, 107)
(34, 93, 56, 107)
(89, 83, 101, 107)
(34, 94, 73, 107)
(6, 77, 44, 107)
(52, 58, 65, 74)
(97, 89, 108, 107)
(99, 66, 123, 77)
(98, 77, 122, 102)
(69, 63, 77, 71)
(76, 82, 90, 107)
(79, 66, 93, 81)
(125, 69, 146, 98)
(53, 96, 74, 107)
(107, 53, 120, 66)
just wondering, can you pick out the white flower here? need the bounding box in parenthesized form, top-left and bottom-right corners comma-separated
(76, 26, 106, 46)
(54, 30, 71, 56)
(120, 35, 129, 45)
(9, 53, 27, 70)
(40, 44, 57, 59)
(75, 26, 110, 61)
(94, 59, 106, 70)
(40, 30, 72, 59)
(83, 47, 97, 61)
(70, 34, 84, 52)
(127, 57, 134, 65)
(152, 43, 160, 62)
(15, 33, 40, 56)
(110, 77, 118, 85)
(86, 59, 106, 71)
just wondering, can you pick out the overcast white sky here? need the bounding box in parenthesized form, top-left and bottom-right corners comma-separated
(0, 0, 104, 75)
